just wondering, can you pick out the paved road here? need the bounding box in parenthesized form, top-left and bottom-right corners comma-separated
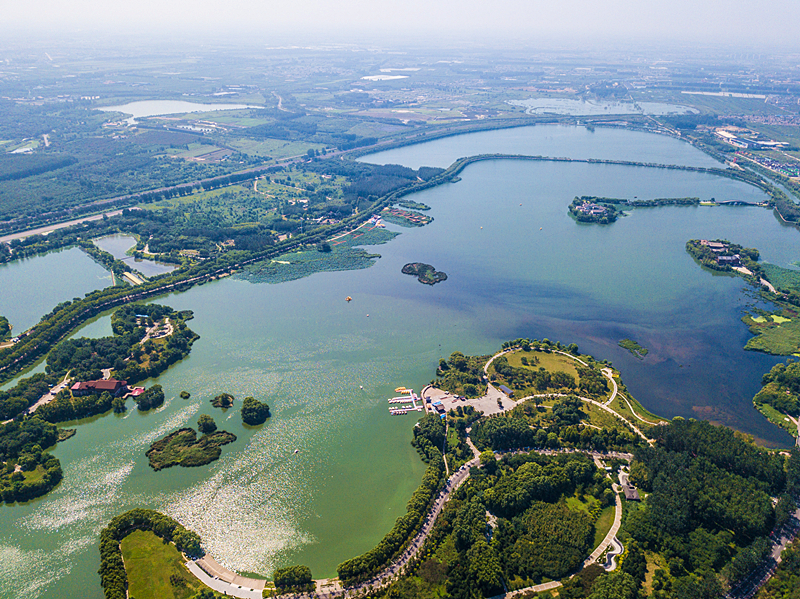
(727, 509, 800, 599)
(602, 367, 618, 405)
(185, 561, 262, 599)
(0, 209, 127, 244)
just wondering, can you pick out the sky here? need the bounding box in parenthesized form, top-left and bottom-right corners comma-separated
(4, 0, 800, 50)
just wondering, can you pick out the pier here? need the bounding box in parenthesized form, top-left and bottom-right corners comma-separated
(387, 389, 422, 415)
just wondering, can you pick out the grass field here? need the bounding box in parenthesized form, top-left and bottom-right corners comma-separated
(566, 494, 596, 514)
(505, 350, 579, 378)
(593, 504, 616, 549)
(761, 263, 800, 292)
(583, 402, 630, 433)
(608, 392, 667, 425)
(121, 529, 203, 599)
(744, 314, 800, 355)
(754, 402, 798, 436)
(227, 138, 324, 158)
(643, 551, 666, 596)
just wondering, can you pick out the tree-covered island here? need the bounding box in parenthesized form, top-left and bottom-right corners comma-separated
(146, 419, 236, 471)
(401, 262, 448, 285)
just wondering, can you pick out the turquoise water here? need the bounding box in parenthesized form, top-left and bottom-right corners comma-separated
(0, 126, 797, 599)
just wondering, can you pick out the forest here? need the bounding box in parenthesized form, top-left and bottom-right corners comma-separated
(0, 417, 63, 504)
(45, 303, 198, 384)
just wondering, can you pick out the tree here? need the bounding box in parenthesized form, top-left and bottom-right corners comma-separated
(111, 396, 126, 413)
(241, 397, 271, 425)
(587, 571, 638, 599)
(621, 540, 647, 587)
(274, 564, 313, 590)
(180, 390, 190, 399)
(197, 415, 217, 434)
(211, 393, 234, 408)
(480, 450, 497, 475)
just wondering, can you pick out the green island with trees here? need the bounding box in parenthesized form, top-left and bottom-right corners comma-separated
(46, 303, 199, 385)
(401, 262, 448, 285)
(619, 339, 649, 359)
(241, 396, 271, 425)
(146, 419, 236, 471)
(211, 392, 235, 409)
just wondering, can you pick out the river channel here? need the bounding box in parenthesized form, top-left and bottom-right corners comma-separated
(0, 125, 798, 598)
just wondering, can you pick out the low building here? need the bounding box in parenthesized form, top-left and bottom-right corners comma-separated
(622, 484, 640, 501)
(71, 379, 128, 397)
(576, 202, 608, 216)
(718, 254, 742, 267)
(498, 384, 515, 398)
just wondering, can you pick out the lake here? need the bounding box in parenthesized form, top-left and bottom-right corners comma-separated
(97, 100, 257, 124)
(93, 234, 177, 278)
(0, 125, 797, 599)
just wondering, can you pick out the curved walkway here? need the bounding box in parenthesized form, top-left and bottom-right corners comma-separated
(619, 393, 660, 427)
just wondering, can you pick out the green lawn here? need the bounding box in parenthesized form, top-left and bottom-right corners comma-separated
(754, 402, 798, 436)
(608, 393, 667, 425)
(121, 530, 203, 599)
(566, 494, 596, 514)
(584, 402, 629, 433)
(506, 350, 580, 379)
(226, 138, 324, 158)
(593, 504, 616, 549)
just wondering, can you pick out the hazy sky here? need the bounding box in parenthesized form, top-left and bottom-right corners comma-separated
(5, 0, 800, 49)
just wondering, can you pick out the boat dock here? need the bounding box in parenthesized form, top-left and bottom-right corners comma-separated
(387, 389, 422, 415)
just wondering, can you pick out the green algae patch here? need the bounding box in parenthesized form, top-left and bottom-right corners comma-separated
(238, 226, 398, 284)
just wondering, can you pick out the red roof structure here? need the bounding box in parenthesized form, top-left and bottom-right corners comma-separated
(71, 379, 129, 397)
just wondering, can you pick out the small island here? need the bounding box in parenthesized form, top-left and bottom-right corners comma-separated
(381, 206, 433, 227)
(211, 392, 235, 409)
(241, 397, 271, 425)
(146, 426, 237, 471)
(619, 338, 649, 359)
(568, 197, 620, 224)
(401, 262, 448, 285)
(396, 200, 431, 211)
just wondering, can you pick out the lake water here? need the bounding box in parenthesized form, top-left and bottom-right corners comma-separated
(1, 125, 798, 599)
(360, 124, 721, 170)
(0, 247, 111, 335)
(93, 234, 176, 277)
(508, 98, 698, 116)
(97, 100, 257, 124)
